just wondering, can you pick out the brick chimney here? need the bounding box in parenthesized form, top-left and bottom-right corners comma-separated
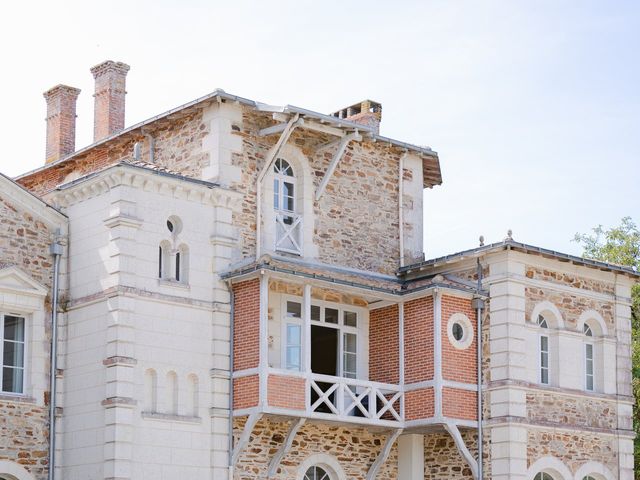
(331, 100, 382, 134)
(43, 84, 81, 164)
(90, 60, 130, 141)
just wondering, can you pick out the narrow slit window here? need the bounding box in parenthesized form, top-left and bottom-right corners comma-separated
(540, 335, 549, 385)
(585, 343, 594, 391)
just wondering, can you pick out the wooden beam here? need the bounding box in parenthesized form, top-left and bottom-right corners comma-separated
(315, 132, 362, 201)
(365, 429, 403, 480)
(231, 412, 261, 465)
(258, 123, 288, 137)
(267, 418, 306, 477)
(444, 422, 479, 480)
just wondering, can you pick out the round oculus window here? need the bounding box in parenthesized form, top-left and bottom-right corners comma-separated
(447, 313, 474, 350)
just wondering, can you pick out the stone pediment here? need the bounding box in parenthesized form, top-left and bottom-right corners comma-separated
(0, 265, 48, 297)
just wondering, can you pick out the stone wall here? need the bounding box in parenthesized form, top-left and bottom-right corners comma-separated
(424, 430, 478, 480)
(527, 429, 618, 475)
(525, 266, 615, 295)
(525, 286, 614, 330)
(233, 417, 397, 479)
(526, 391, 617, 430)
(0, 398, 49, 479)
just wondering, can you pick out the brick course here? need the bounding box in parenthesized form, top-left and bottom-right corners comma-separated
(369, 304, 399, 385)
(404, 296, 434, 384)
(267, 375, 305, 410)
(441, 295, 477, 385)
(233, 279, 260, 371)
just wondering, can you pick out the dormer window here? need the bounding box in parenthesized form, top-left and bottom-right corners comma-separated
(273, 158, 302, 255)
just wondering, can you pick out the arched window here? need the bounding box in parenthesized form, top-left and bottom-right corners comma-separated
(144, 369, 157, 412)
(304, 466, 331, 480)
(534, 473, 554, 480)
(158, 240, 171, 280)
(159, 217, 189, 283)
(166, 371, 178, 415)
(187, 374, 199, 417)
(584, 322, 595, 391)
(583, 476, 597, 480)
(538, 315, 550, 385)
(176, 244, 189, 283)
(273, 158, 302, 254)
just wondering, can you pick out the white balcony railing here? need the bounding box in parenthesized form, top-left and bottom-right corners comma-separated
(275, 212, 303, 255)
(309, 373, 403, 423)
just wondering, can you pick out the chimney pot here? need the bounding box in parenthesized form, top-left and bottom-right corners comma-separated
(331, 100, 382, 134)
(43, 84, 81, 164)
(90, 60, 130, 141)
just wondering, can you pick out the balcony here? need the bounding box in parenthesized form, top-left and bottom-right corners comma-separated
(275, 211, 303, 255)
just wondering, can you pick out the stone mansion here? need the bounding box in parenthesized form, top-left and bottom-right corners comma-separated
(0, 60, 636, 480)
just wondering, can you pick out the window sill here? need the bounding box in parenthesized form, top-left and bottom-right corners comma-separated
(158, 279, 190, 290)
(141, 411, 201, 424)
(0, 392, 36, 404)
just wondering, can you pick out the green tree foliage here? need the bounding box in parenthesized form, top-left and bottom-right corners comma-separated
(574, 217, 640, 476)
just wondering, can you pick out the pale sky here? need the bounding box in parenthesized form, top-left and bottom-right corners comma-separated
(1, 1, 638, 259)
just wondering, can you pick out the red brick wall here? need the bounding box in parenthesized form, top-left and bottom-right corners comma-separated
(442, 387, 477, 421)
(369, 304, 399, 384)
(441, 295, 477, 384)
(233, 375, 259, 410)
(233, 279, 260, 371)
(405, 387, 434, 421)
(267, 374, 305, 410)
(404, 296, 434, 384)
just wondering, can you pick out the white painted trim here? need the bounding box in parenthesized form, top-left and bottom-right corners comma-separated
(527, 456, 572, 480)
(232, 368, 259, 379)
(0, 313, 29, 396)
(268, 418, 306, 478)
(398, 302, 405, 418)
(531, 301, 565, 329)
(433, 290, 443, 417)
(573, 461, 615, 480)
(0, 266, 49, 298)
(0, 459, 37, 480)
(446, 312, 474, 350)
(231, 412, 261, 465)
(577, 310, 608, 336)
(444, 422, 478, 479)
(365, 428, 402, 480)
(297, 453, 346, 480)
(259, 274, 269, 406)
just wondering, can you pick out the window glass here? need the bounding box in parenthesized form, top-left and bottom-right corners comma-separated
(583, 323, 593, 336)
(286, 324, 302, 371)
(283, 181, 295, 211)
(343, 332, 357, 379)
(537, 315, 548, 328)
(534, 474, 554, 480)
(344, 311, 357, 328)
(325, 308, 339, 324)
(304, 466, 331, 480)
(452, 323, 464, 341)
(311, 305, 321, 321)
(287, 302, 301, 319)
(274, 179, 279, 208)
(540, 335, 549, 385)
(585, 343, 594, 391)
(2, 315, 25, 394)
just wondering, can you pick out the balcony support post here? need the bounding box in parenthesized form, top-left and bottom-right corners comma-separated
(231, 412, 261, 465)
(399, 302, 405, 418)
(303, 284, 312, 411)
(259, 272, 269, 407)
(444, 421, 479, 480)
(365, 428, 403, 480)
(267, 418, 306, 478)
(314, 131, 362, 201)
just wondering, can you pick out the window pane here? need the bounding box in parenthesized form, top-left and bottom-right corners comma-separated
(4, 316, 25, 341)
(325, 308, 338, 324)
(541, 368, 549, 385)
(2, 367, 23, 393)
(540, 335, 548, 352)
(287, 324, 301, 345)
(286, 346, 301, 370)
(344, 353, 357, 376)
(311, 305, 321, 321)
(3, 342, 24, 368)
(274, 179, 279, 208)
(344, 333, 357, 353)
(540, 351, 548, 368)
(344, 311, 357, 328)
(287, 302, 301, 318)
(586, 375, 594, 391)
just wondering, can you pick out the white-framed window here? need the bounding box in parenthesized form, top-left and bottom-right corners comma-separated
(1, 313, 26, 394)
(304, 466, 332, 480)
(584, 323, 594, 391)
(273, 158, 303, 255)
(538, 315, 550, 385)
(281, 296, 361, 377)
(534, 473, 554, 480)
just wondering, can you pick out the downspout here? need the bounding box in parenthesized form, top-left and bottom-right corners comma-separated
(227, 280, 235, 480)
(48, 233, 64, 480)
(471, 258, 486, 480)
(398, 152, 406, 268)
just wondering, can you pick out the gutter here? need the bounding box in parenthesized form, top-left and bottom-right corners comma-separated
(48, 233, 64, 480)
